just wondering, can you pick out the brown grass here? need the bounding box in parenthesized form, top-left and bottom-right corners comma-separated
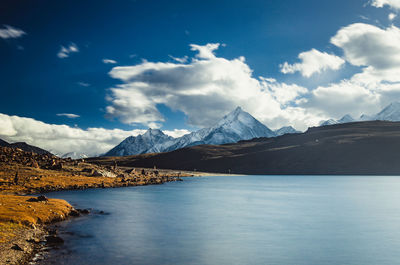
(0, 195, 72, 226)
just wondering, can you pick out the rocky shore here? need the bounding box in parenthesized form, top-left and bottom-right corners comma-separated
(0, 146, 191, 265)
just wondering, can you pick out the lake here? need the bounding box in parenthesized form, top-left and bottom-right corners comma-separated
(39, 175, 400, 265)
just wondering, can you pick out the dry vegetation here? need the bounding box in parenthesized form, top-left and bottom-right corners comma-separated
(0, 146, 188, 264)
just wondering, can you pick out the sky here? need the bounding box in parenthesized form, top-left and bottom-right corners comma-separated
(1, 0, 400, 156)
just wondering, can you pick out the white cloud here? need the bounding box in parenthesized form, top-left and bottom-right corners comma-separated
(331, 23, 400, 83)
(106, 43, 317, 131)
(56, 113, 80, 119)
(168, 55, 189, 63)
(102, 58, 117, 64)
(77, 82, 90, 87)
(164, 129, 191, 138)
(280, 49, 345, 77)
(260, 77, 308, 105)
(303, 22, 400, 119)
(0, 25, 26, 39)
(0, 113, 190, 156)
(57, 43, 79, 58)
(389, 13, 397, 20)
(306, 80, 381, 118)
(371, 0, 400, 9)
(190, 43, 221, 59)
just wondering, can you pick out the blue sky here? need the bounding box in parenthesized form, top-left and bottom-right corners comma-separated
(1, 0, 400, 155)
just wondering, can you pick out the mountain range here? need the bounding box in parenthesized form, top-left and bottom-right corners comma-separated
(105, 107, 299, 156)
(90, 121, 400, 175)
(320, 102, 400, 126)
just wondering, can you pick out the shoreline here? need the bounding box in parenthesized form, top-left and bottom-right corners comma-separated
(0, 146, 196, 265)
(0, 146, 238, 264)
(0, 174, 185, 265)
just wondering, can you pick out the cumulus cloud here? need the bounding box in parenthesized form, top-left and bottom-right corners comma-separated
(0, 113, 190, 156)
(106, 43, 317, 130)
(102, 58, 117, 64)
(280, 49, 345, 77)
(260, 77, 308, 105)
(190, 43, 221, 59)
(331, 23, 400, 83)
(0, 25, 26, 39)
(306, 80, 381, 118)
(56, 113, 80, 119)
(331, 23, 400, 70)
(371, 0, 400, 9)
(389, 13, 397, 20)
(57, 43, 79, 58)
(168, 55, 189, 63)
(303, 22, 400, 119)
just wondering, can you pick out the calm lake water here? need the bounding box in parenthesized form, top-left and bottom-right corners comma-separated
(40, 175, 400, 265)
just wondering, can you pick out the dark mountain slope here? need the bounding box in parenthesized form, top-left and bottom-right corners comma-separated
(0, 138, 52, 155)
(0, 139, 10, 147)
(88, 121, 400, 175)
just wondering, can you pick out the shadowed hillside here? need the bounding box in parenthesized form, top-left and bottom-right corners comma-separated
(0, 139, 52, 155)
(88, 121, 400, 175)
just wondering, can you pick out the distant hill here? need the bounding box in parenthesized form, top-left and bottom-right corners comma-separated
(89, 121, 400, 175)
(0, 139, 10, 147)
(0, 138, 52, 155)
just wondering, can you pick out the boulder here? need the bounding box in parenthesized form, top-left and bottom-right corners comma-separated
(11, 244, 24, 251)
(45, 235, 64, 244)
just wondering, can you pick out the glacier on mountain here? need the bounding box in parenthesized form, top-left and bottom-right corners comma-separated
(105, 107, 279, 156)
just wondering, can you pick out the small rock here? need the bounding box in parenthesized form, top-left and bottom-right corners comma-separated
(45, 235, 64, 244)
(69, 209, 80, 217)
(26, 195, 48, 202)
(27, 238, 40, 244)
(48, 229, 58, 235)
(11, 244, 24, 251)
(77, 209, 90, 214)
(37, 195, 48, 202)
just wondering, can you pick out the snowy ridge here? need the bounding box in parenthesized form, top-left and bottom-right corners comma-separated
(320, 102, 400, 127)
(104, 107, 284, 156)
(61, 152, 88, 159)
(320, 114, 356, 126)
(105, 129, 174, 156)
(274, 126, 300, 136)
(374, 102, 400, 122)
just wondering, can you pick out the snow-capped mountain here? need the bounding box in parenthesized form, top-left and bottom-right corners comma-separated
(274, 126, 300, 136)
(167, 107, 276, 151)
(61, 152, 88, 159)
(374, 102, 400, 122)
(321, 102, 400, 127)
(104, 107, 277, 156)
(359, 114, 373, 121)
(201, 106, 276, 144)
(320, 119, 338, 126)
(105, 128, 175, 156)
(337, 114, 355, 124)
(320, 114, 355, 126)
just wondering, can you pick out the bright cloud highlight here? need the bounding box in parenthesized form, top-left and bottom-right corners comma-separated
(280, 49, 345, 77)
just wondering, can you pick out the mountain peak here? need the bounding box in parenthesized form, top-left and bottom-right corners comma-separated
(233, 106, 242, 113)
(274, 126, 300, 136)
(105, 107, 276, 157)
(223, 106, 245, 121)
(338, 114, 354, 124)
(144, 128, 164, 137)
(375, 102, 400, 122)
